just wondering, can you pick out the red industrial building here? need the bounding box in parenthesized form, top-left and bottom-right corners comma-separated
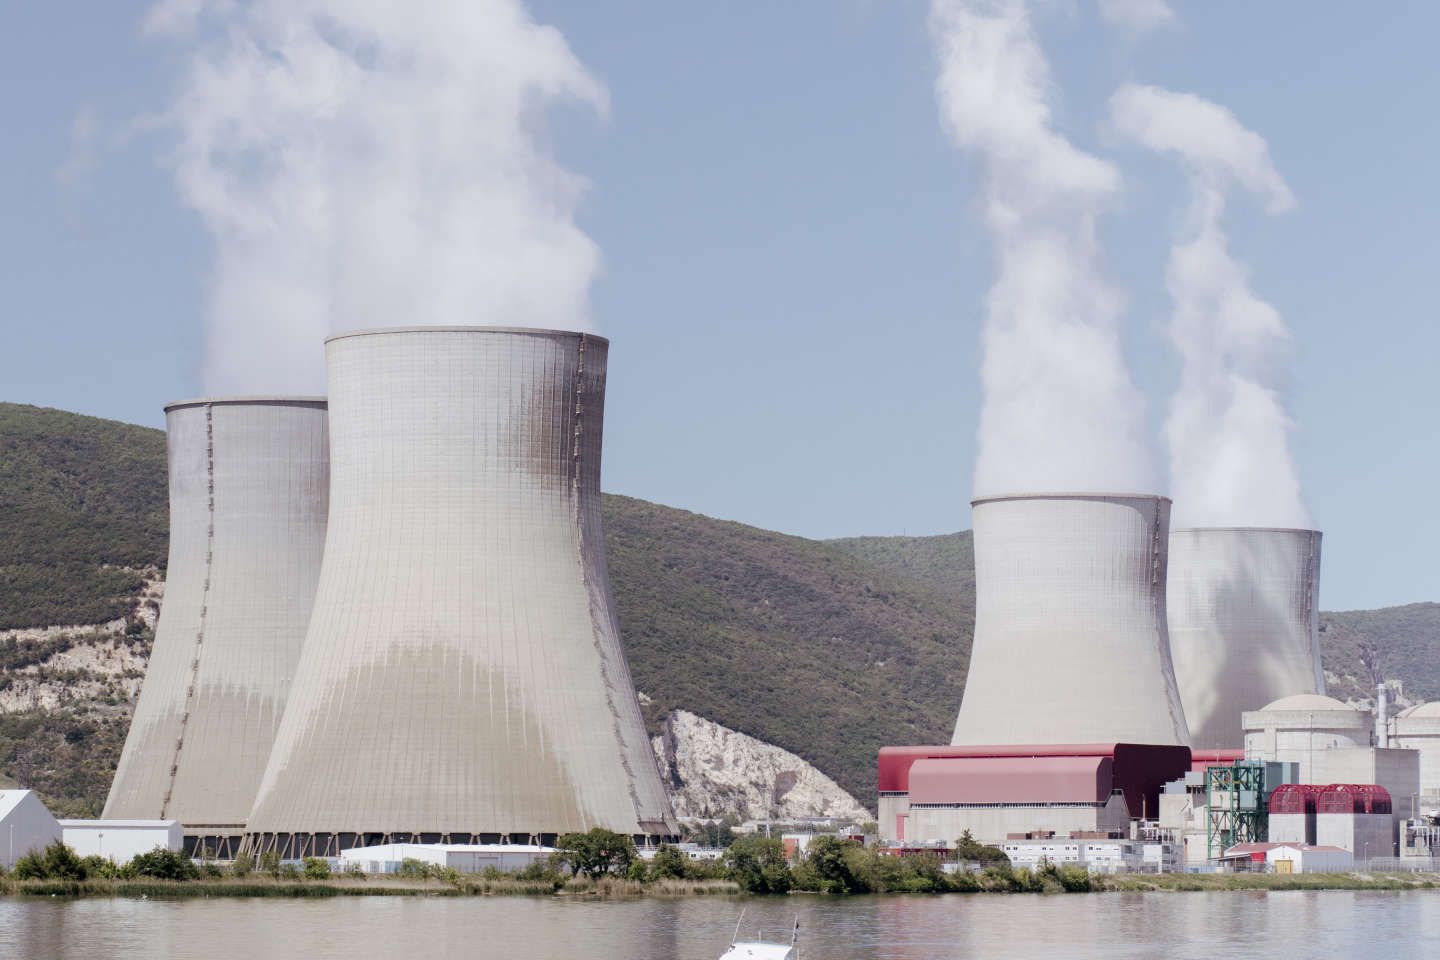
(878, 743, 1192, 846)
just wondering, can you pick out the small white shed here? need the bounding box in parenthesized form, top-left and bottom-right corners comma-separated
(59, 820, 184, 864)
(0, 790, 63, 869)
(1267, 844, 1354, 874)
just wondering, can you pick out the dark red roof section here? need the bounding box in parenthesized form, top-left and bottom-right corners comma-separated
(908, 756, 1114, 805)
(1191, 749, 1244, 774)
(878, 743, 1191, 820)
(1317, 784, 1393, 815)
(1269, 783, 1321, 815)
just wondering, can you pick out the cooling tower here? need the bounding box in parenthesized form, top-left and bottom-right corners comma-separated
(105, 398, 329, 855)
(1168, 528, 1324, 750)
(245, 327, 677, 857)
(952, 493, 1190, 747)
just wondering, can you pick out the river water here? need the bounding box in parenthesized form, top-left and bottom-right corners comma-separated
(3, 891, 1438, 959)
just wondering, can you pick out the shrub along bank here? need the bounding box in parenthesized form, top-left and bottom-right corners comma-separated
(6, 832, 1439, 899)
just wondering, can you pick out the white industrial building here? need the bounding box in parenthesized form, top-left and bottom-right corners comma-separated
(59, 820, 182, 863)
(999, 838, 1181, 874)
(1242, 694, 1373, 783)
(1267, 844, 1353, 874)
(106, 397, 330, 858)
(1312, 747, 1421, 835)
(1167, 528, 1324, 750)
(952, 494, 1190, 747)
(339, 843, 555, 874)
(0, 791, 61, 870)
(1391, 702, 1440, 801)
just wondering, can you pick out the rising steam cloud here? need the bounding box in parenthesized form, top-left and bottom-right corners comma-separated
(1111, 84, 1309, 528)
(930, 0, 1158, 496)
(148, 0, 606, 394)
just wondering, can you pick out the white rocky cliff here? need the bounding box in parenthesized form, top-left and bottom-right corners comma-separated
(652, 709, 870, 821)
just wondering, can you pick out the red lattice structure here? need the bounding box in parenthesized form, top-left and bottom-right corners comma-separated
(1269, 783, 1321, 815)
(1316, 784, 1392, 815)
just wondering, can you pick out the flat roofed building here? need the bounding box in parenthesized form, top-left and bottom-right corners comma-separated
(878, 743, 1191, 846)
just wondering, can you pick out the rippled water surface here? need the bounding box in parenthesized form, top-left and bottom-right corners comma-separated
(4, 891, 1440, 960)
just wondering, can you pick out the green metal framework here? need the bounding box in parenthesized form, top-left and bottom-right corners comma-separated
(1206, 761, 1269, 860)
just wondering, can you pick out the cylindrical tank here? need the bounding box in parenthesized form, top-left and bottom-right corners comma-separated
(244, 327, 677, 857)
(1167, 528, 1324, 750)
(951, 493, 1190, 746)
(1242, 693, 1371, 784)
(105, 398, 329, 855)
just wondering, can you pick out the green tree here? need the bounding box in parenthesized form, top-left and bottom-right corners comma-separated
(81, 855, 119, 879)
(954, 830, 1008, 865)
(556, 828, 637, 879)
(259, 850, 282, 878)
(722, 835, 792, 895)
(803, 836, 871, 894)
(649, 844, 690, 880)
(12, 850, 48, 880)
(231, 851, 254, 877)
(302, 857, 331, 880)
(129, 847, 199, 881)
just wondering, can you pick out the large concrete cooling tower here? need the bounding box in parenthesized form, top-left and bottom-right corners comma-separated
(1167, 528, 1324, 750)
(951, 493, 1190, 747)
(105, 398, 329, 855)
(245, 327, 677, 858)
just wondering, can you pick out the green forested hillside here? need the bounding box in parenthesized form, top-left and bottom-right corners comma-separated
(828, 531, 976, 610)
(1321, 604, 1440, 702)
(1, 400, 1438, 817)
(607, 496, 969, 807)
(0, 403, 167, 629)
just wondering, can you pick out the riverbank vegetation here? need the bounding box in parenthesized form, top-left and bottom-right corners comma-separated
(4, 833, 1440, 900)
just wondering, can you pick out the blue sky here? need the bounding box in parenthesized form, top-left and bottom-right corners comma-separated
(2, 1, 1438, 611)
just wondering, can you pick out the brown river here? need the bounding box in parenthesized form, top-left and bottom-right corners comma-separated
(2, 891, 1438, 959)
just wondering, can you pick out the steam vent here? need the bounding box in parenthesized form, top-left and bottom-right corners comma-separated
(244, 327, 677, 858)
(1168, 528, 1325, 750)
(105, 398, 330, 857)
(951, 493, 1190, 747)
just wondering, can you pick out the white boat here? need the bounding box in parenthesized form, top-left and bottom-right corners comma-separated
(718, 913, 799, 960)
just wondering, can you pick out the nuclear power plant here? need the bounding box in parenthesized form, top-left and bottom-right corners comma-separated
(952, 493, 1190, 747)
(1168, 528, 1325, 749)
(102, 332, 1403, 873)
(105, 398, 329, 856)
(243, 327, 676, 857)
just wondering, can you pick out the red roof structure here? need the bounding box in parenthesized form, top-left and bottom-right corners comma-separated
(1269, 783, 1321, 815)
(908, 756, 1113, 805)
(878, 743, 1190, 820)
(1191, 749, 1244, 775)
(1317, 784, 1392, 815)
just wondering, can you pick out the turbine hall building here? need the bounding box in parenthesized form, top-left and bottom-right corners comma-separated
(1168, 528, 1325, 750)
(105, 398, 330, 856)
(951, 493, 1191, 748)
(244, 327, 678, 857)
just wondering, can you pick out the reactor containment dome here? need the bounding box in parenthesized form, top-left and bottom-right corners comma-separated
(105, 398, 330, 855)
(1167, 528, 1325, 750)
(951, 493, 1190, 748)
(244, 327, 678, 858)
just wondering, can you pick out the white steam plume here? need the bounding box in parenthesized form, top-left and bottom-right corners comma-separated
(1111, 84, 1308, 528)
(930, 0, 1157, 496)
(148, 0, 607, 394)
